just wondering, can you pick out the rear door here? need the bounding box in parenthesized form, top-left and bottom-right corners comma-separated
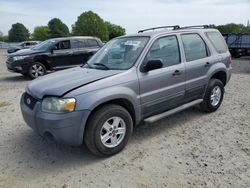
(180, 33, 211, 101)
(138, 35, 186, 117)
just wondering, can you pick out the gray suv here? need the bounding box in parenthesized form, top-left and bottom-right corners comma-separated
(20, 25, 232, 156)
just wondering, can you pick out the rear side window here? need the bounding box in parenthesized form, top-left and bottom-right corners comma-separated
(146, 35, 180, 67)
(206, 32, 228, 53)
(181, 34, 208, 62)
(87, 39, 98, 47)
(71, 39, 87, 48)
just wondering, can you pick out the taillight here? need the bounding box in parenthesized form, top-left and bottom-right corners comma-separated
(227, 55, 232, 64)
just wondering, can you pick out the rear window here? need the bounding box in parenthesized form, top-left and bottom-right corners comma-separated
(206, 32, 228, 53)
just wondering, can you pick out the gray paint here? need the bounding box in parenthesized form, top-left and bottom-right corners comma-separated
(21, 28, 232, 146)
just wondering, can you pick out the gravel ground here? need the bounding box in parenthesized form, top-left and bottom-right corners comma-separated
(0, 49, 249, 188)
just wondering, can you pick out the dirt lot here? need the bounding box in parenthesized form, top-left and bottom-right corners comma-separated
(0, 49, 249, 188)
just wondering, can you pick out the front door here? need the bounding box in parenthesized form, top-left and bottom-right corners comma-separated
(138, 35, 186, 118)
(49, 40, 73, 70)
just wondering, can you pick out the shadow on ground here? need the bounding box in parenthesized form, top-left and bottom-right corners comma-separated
(0, 75, 30, 82)
(12, 107, 204, 172)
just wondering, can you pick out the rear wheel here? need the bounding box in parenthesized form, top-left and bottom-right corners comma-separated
(28, 62, 46, 79)
(200, 79, 224, 112)
(84, 104, 133, 157)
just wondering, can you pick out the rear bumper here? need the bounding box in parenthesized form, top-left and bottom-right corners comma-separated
(20, 93, 90, 146)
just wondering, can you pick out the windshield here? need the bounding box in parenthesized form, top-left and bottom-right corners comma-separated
(85, 36, 149, 70)
(32, 39, 55, 51)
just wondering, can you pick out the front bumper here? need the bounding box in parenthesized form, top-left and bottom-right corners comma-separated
(6, 62, 24, 73)
(20, 93, 90, 146)
(6, 58, 31, 74)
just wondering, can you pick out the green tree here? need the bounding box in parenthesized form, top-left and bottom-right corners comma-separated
(32, 26, 50, 41)
(8, 23, 29, 42)
(209, 23, 250, 34)
(105, 21, 126, 39)
(72, 11, 109, 41)
(48, 18, 69, 38)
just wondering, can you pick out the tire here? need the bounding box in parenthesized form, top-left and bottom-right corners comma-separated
(200, 79, 224, 113)
(28, 62, 46, 79)
(84, 104, 133, 157)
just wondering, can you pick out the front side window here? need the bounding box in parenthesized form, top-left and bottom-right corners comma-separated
(181, 34, 208, 62)
(85, 37, 149, 70)
(55, 40, 70, 50)
(146, 35, 180, 67)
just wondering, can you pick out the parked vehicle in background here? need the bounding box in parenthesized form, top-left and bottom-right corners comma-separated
(6, 36, 103, 79)
(7, 41, 40, 53)
(20, 25, 232, 156)
(223, 34, 250, 58)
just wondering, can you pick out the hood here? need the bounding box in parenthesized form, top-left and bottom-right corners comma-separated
(10, 48, 43, 56)
(27, 67, 122, 99)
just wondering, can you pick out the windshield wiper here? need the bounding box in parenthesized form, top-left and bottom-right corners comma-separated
(93, 63, 109, 70)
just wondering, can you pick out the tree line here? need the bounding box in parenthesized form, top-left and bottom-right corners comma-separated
(209, 23, 250, 34)
(1, 13, 250, 42)
(0, 11, 125, 42)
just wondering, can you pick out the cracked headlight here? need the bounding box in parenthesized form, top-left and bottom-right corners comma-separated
(42, 97, 76, 113)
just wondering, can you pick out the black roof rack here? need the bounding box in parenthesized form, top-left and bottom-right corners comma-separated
(138, 25, 180, 33)
(179, 25, 209, 29)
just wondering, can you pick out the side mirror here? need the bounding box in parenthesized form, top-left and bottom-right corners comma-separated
(50, 46, 56, 54)
(143, 59, 163, 72)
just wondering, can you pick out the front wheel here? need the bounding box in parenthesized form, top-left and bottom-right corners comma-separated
(28, 62, 46, 79)
(200, 79, 224, 112)
(84, 104, 133, 157)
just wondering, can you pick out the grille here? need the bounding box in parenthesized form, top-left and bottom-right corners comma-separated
(24, 93, 38, 110)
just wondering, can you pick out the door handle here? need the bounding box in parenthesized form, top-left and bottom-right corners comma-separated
(172, 70, 182, 76)
(204, 62, 210, 67)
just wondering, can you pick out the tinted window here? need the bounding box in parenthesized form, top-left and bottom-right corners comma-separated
(25, 42, 31, 46)
(87, 39, 98, 47)
(71, 39, 87, 48)
(206, 32, 228, 53)
(55, 40, 70, 50)
(146, 35, 180, 67)
(181, 34, 208, 62)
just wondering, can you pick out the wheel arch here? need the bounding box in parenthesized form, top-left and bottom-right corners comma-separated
(34, 56, 51, 70)
(210, 71, 227, 86)
(86, 98, 137, 127)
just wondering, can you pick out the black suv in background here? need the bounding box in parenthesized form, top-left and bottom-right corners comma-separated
(6, 37, 103, 79)
(7, 41, 40, 54)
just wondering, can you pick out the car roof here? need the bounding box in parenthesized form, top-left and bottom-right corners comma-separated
(120, 28, 219, 39)
(50, 36, 99, 41)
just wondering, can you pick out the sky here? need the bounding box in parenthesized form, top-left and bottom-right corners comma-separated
(0, 0, 249, 35)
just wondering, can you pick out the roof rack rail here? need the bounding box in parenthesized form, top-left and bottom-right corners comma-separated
(179, 25, 209, 29)
(138, 25, 180, 33)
